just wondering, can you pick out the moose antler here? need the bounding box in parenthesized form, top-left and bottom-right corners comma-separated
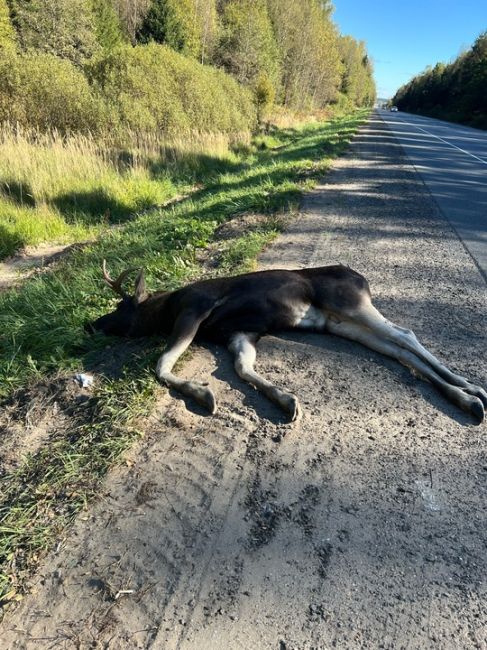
(102, 259, 137, 297)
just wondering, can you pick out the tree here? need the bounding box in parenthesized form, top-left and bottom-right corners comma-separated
(217, 0, 280, 95)
(339, 36, 375, 107)
(137, 0, 218, 62)
(254, 71, 275, 123)
(137, 0, 202, 59)
(266, 0, 342, 109)
(392, 31, 487, 128)
(0, 0, 15, 49)
(194, 0, 218, 64)
(7, 0, 98, 64)
(113, 0, 151, 44)
(91, 0, 124, 51)
(460, 32, 487, 123)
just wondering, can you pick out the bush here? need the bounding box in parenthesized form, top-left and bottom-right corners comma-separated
(87, 43, 256, 136)
(0, 0, 15, 49)
(8, 0, 97, 65)
(0, 49, 110, 134)
(255, 72, 276, 124)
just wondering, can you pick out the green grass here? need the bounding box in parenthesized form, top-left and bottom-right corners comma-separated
(0, 109, 369, 609)
(0, 203, 99, 259)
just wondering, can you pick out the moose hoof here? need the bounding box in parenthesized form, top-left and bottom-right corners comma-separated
(464, 383, 487, 408)
(283, 394, 302, 422)
(202, 388, 217, 415)
(470, 397, 485, 423)
(193, 384, 217, 414)
(180, 381, 217, 414)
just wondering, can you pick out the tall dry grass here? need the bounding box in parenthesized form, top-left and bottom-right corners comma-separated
(0, 126, 248, 259)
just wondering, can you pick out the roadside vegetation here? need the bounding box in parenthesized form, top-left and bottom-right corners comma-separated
(392, 31, 487, 129)
(0, 0, 375, 260)
(0, 127, 239, 258)
(0, 0, 375, 611)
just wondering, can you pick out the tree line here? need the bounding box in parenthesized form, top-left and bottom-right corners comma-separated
(392, 31, 487, 129)
(0, 0, 375, 137)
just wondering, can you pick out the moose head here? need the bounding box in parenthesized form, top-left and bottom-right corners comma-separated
(86, 261, 149, 337)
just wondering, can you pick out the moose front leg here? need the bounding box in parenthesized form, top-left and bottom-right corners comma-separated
(156, 308, 217, 414)
(229, 332, 302, 421)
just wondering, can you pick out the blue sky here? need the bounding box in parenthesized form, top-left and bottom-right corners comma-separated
(332, 0, 487, 98)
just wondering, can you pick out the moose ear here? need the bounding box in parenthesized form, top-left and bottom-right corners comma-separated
(133, 270, 148, 304)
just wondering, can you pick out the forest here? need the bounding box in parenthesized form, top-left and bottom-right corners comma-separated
(0, 0, 375, 136)
(392, 31, 487, 129)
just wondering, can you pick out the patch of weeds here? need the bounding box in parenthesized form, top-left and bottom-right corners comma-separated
(0, 368, 156, 608)
(219, 228, 280, 272)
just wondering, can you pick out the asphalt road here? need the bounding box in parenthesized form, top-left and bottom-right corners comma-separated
(379, 109, 487, 279)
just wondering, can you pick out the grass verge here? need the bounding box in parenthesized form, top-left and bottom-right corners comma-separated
(0, 128, 247, 259)
(0, 109, 369, 609)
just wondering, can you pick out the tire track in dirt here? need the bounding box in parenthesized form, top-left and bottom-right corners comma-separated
(2, 113, 486, 649)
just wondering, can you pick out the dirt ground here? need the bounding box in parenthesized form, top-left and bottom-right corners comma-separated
(2, 113, 486, 649)
(0, 243, 75, 291)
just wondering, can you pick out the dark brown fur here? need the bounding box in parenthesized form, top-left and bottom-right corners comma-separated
(90, 265, 368, 342)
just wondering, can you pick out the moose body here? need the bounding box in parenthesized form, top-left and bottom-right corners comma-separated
(88, 262, 486, 422)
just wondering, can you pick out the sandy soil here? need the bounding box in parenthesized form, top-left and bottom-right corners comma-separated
(2, 113, 486, 649)
(0, 243, 82, 291)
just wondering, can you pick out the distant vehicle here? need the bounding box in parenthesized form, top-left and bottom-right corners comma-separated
(390, 106, 399, 112)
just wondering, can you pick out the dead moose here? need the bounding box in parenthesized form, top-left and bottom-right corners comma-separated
(86, 261, 486, 422)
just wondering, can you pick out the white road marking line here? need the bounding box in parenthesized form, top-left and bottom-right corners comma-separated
(390, 115, 487, 165)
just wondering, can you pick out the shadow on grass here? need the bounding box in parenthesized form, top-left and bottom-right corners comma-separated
(43, 118, 358, 235)
(52, 189, 133, 225)
(0, 179, 36, 207)
(149, 148, 244, 184)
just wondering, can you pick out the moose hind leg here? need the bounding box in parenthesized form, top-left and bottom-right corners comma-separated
(229, 333, 302, 421)
(156, 309, 217, 414)
(354, 302, 487, 408)
(326, 318, 484, 421)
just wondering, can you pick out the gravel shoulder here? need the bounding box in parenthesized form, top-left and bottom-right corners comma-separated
(2, 113, 486, 650)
